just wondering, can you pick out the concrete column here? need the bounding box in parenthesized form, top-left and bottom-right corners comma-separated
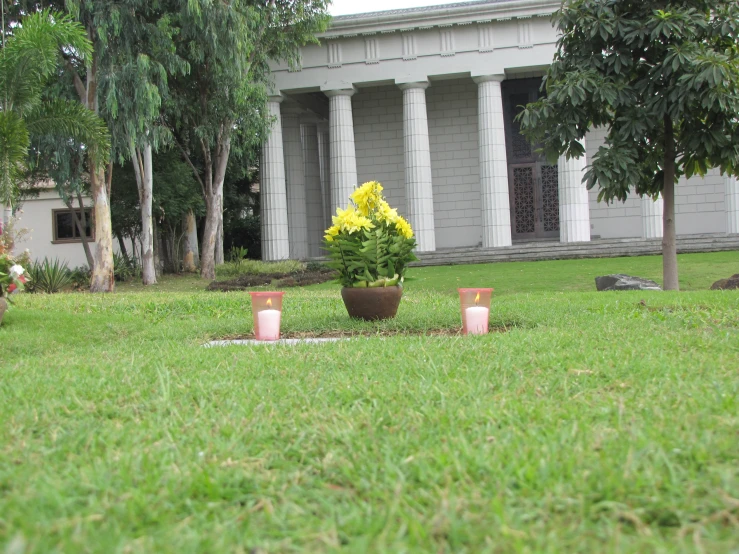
(282, 106, 309, 260)
(726, 175, 739, 234)
(399, 81, 435, 252)
(317, 122, 332, 228)
(474, 75, 512, 248)
(641, 194, 663, 239)
(302, 123, 324, 258)
(326, 89, 358, 209)
(261, 96, 290, 260)
(557, 142, 591, 243)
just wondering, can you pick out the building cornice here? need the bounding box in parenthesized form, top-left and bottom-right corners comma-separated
(322, 0, 559, 38)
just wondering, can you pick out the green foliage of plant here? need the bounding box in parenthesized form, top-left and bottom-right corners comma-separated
(518, 0, 739, 289)
(113, 252, 138, 282)
(69, 266, 91, 290)
(25, 258, 72, 293)
(215, 259, 305, 279)
(324, 181, 417, 288)
(228, 246, 248, 267)
(0, 10, 110, 208)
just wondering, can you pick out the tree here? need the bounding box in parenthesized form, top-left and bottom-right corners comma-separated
(14, 0, 159, 291)
(110, 149, 203, 272)
(519, 0, 739, 290)
(102, 7, 185, 286)
(167, 0, 330, 279)
(0, 9, 109, 232)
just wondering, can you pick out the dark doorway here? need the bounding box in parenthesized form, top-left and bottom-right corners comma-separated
(502, 78, 560, 240)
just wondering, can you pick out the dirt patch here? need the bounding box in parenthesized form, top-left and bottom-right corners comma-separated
(208, 268, 337, 291)
(216, 326, 510, 340)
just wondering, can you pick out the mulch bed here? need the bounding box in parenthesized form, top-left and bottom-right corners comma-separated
(217, 326, 510, 340)
(208, 267, 337, 291)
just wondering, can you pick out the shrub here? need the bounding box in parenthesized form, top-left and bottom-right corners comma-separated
(26, 258, 73, 294)
(215, 259, 305, 279)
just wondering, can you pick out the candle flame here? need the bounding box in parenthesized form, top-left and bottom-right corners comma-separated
(266, 298, 272, 308)
(474, 292, 480, 305)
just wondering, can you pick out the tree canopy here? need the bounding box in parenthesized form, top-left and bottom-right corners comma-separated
(519, 0, 739, 290)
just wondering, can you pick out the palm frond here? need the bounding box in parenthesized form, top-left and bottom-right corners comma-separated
(25, 99, 111, 166)
(0, 112, 30, 205)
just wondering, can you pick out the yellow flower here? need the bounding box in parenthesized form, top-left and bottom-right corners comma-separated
(394, 215, 414, 239)
(331, 205, 374, 235)
(377, 199, 399, 223)
(350, 181, 383, 216)
(324, 224, 340, 242)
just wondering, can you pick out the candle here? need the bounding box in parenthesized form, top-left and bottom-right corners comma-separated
(465, 306, 489, 335)
(257, 309, 281, 340)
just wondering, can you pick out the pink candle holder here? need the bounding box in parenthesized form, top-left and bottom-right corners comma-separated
(249, 292, 285, 341)
(458, 288, 493, 335)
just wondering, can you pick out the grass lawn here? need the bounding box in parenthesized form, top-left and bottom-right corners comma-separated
(1, 253, 738, 552)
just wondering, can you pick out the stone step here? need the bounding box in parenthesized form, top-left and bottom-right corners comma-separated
(410, 234, 739, 267)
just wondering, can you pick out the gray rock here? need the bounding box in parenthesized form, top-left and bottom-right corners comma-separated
(595, 274, 662, 291)
(710, 274, 739, 290)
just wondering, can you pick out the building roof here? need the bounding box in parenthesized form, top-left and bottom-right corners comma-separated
(332, 0, 512, 22)
(322, 0, 559, 37)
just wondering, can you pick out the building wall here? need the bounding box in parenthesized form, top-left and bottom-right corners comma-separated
(353, 85, 406, 215)
(426, 78, 482, 248)
(586, 128, 727, 238)
(351, 86, 729, 248)
(353, 79, 483, 249)
(13, 190, 127, 268)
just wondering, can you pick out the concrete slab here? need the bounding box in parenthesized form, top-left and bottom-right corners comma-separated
(205, 337, 347, 347)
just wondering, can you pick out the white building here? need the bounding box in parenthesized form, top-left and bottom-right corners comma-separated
(261, 0, 739, 260)
(6, 185, 128, 268)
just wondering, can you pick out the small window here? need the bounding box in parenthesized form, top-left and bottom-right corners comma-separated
(52, 208, 94, 243)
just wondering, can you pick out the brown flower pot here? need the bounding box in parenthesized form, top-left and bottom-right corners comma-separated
(0, 297, 7, 326)
(341, 286, 403, 321)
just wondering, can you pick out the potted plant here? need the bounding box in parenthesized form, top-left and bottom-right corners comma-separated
(0, 240, 29, 325)
(324, 181, 417, 320)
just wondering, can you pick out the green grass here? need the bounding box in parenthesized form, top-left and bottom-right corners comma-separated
(1, 253, 738, 552)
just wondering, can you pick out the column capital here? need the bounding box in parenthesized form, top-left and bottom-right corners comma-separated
(323, 87, 357, 98)
(397, 81, 430, 91)
(473, 74, 506, 85)
(267, 94, 285, 104)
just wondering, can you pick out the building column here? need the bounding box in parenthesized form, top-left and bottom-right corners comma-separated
(557, 143, 591, 243)
(261, 96, 290, 260)
(726, 175, 739, 234)
(302, 121, 324, 258)
(282, 106, 309, 260)
(474, 75, 512, 248)
(317, 122, 332, 229)
(399, 81, 435, 252)
(326, 89, 358, 210)
(641, 194, 663, 239)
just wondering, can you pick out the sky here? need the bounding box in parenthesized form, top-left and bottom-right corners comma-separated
(329, 0, 472, 16)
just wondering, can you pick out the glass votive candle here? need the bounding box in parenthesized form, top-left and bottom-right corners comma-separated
(249, 292, 285, 341)
(458, 288, 493, 335)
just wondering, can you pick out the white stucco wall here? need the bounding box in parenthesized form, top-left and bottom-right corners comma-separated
(13, 190, 128, 268)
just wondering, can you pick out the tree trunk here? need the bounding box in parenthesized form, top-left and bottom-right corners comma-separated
(75, 191, 95, 269)
(182, 210, 199, 271)
(153, 216, 163, 277)
(200, 130, 232, 280)
(662, 116, 679, 291)
(117, 235, 129, 261)
(2, 203, 11, 228)
(215, 213, 224, 265)
(63, 195, 94, 269)
(89, 168, 115, 292)
(141, 144, 156, 285)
